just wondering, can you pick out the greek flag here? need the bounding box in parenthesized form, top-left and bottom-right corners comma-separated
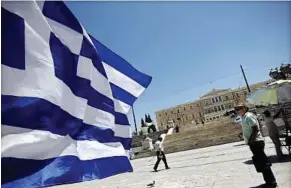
(2, 1, 152, 188)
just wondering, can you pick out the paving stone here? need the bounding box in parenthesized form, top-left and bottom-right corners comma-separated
(53, 138, 291, 188)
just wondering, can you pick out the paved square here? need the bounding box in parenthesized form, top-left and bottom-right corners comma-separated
(54, 138, 291, 188)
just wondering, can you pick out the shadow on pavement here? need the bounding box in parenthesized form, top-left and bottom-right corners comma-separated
(243, 155, 291, 165)
(150, 169, 169, 173)
(171, 157, 248, 169)
(148, 155, 210, 166)
(249, 184, 266, 188)
(233, 143, 246, 147)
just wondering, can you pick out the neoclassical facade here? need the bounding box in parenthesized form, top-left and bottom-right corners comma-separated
(155, 79, 273, 131)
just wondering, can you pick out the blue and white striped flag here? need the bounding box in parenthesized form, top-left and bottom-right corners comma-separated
(1, 1, 152, 188)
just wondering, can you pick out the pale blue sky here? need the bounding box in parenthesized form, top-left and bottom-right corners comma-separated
(66, 1, 291, 131)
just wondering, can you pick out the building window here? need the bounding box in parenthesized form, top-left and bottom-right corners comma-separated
(205, 100, 209, 105)
(217, 106, 221, 111)
(215, 97, 219, 102)
(165, 112, 167, 116)
(190, 115, 193, 120)
(221, 105, 225, 110)
(184, 107, 186, 111)
(212, 98, 215, 103)
(225, 96, 229, 100)
(236, 93, 240, 98)
(214, 107, 217, 112)
(177, 109, 180, 113)
(210, 118, 213, 120)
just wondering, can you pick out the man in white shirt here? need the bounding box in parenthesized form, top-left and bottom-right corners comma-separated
(153, 137, 170, 172)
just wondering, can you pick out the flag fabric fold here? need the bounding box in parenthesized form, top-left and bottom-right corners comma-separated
(1, 1, 152, 187)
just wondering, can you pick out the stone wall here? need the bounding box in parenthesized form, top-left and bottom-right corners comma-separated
(163, 121, 243, 154)
(178, 117, 233, 133)
(132, 121, 242, 159)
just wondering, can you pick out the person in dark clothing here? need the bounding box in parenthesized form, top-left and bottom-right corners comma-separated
(249, 141, 276, 187)
(153, 137, 170, 172)
(175, 125, 179, 133)
(235, 104, 277, 188)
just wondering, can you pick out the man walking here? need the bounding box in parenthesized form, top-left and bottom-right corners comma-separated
(263, 110, 284, 159)
(153, 137, 170, 172)
(235, 104, 277, 188)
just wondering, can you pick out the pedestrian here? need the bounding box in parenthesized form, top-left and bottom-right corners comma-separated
(235, 103, 277, 188)
(255, 113, 265, 137)
(262, 110, 284, 159)
(153, 137, 170, 172)
(175, 125, 179, 133)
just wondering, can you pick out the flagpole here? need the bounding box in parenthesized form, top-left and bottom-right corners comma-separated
(132, 104, 138, 135)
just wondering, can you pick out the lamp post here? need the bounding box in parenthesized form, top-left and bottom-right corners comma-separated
(280, 63, 291, 78)
(240, 65, 251, 93)
(132, 105, 138, 135)
(269, 68, 279, 80)
(269, 63, 291, 80)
